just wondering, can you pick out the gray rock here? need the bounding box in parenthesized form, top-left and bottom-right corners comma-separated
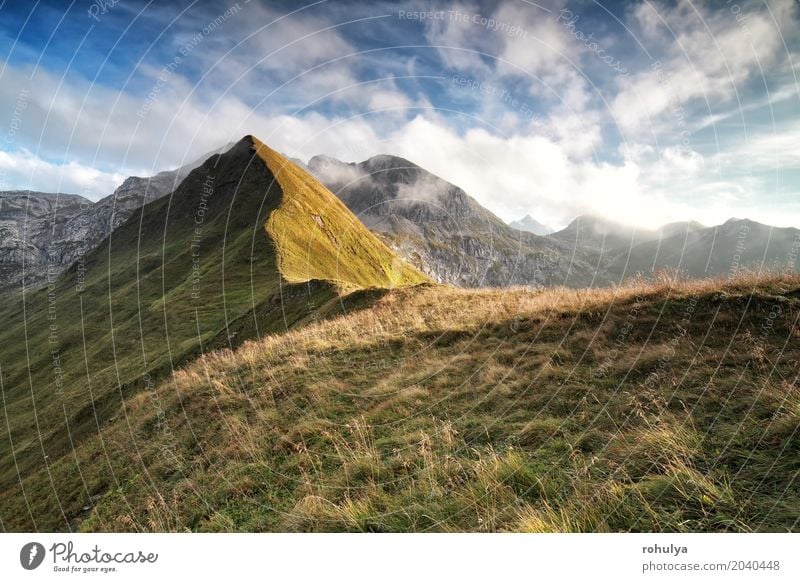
(308, 154, 603, 288)
(0, 145, 232, 295)
(0, 190, 92, 292)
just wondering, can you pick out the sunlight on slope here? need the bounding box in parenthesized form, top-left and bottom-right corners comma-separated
(252, 136, 428, 289)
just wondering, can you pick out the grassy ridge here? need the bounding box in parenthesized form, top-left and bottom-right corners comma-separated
(0, 138, 313, 529)
(12, 272, 793, 532)
(256, 138, 427, 290)
(0, 135, 426, 530)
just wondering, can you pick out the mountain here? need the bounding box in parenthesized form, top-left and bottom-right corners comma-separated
(658, 220, 706, 239)
(509, 214, 553, 236)
(308, 154, 603, 288)
(259, 145, 425, 289)
(549, 215, 799, 282)
(604, 218, 800, 280)
(308, 154, 800, 287)
(9, 145, 793, 296)
(550, 216, 708, 253)
(0, 145, 231, 295)
(0, 135, 424, 530)
(549, 214, 659, 253)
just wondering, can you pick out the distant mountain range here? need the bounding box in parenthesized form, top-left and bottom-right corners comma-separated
(309, 154, 799, 285)
(1, 145, 798, 298)
(552, 214, 799, 280)
(308, 154, 601, 287)
(509, 214, 553, 236)
(549, 215, 707, 251)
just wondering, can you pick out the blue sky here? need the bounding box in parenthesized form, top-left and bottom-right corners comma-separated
(0, 0, 798, 228)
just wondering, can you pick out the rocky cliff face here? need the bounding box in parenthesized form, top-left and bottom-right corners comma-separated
(61, 166, 195, 260)
(0, 191, 92, 291)
(0, 151, 220, 295)
(308, 154, 603, 288)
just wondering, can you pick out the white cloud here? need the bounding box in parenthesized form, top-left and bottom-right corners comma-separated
(292, 113, 799, 230)
(365, 115, 672, 229)
(0, 0, 796, 230)
(367, 88, 414, 112)
(0, 149, 125, 198)
(711, 119, 800, 171)
(309, 155, 369, 188)
(247, 4, 356, 75)
(494, 0, 573, 79)
(613, 0, 793, 138)
(423, 2, 496, 76)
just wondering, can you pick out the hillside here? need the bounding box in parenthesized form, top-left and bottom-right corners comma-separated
(0, 135, 424, 530)
(262, 147, 425, 288)
(2, 271, 797, 532)
(309, 154, 604, 288)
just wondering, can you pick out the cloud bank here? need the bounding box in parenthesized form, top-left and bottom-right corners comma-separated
(0, 0, 796, 228)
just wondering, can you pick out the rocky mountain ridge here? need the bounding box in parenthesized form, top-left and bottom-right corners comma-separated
(3, 146, 798, 295)
(308, 153, 602, 288)
(0, 146, 229, 294)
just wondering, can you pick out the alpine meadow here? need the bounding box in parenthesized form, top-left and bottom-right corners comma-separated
(0, 0, 798, 547)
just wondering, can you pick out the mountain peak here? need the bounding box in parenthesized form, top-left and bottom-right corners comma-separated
(308, 153, 342, 165)
(362, 154, 417, 171)
(509, 214, 554, 236)
(243, 137, 427, 289)
(240, 133, 258, 145)
(224, 133, 260, 157)
(721, 217, 766, 230)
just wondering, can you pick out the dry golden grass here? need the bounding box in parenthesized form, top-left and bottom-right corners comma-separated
(4, 270, 798, 532)
(255, 137, 427, 289)
(216, 270, 796, 363)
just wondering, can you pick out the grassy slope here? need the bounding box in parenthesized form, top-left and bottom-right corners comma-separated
(256, 138, 427, 290)
(0, 135, 426, 530)
(18, 272, 793, 533)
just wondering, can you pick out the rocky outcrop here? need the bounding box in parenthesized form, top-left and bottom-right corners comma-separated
(0, 191, 92, 291)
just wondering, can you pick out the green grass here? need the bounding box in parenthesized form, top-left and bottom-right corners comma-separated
(3, 272, 796, 531)
(0, 135, 427, 530)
